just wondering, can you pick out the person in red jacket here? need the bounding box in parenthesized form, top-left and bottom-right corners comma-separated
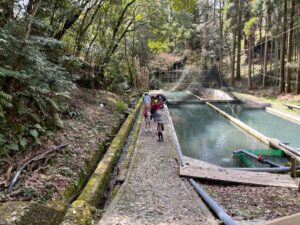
(151, 99, 160, 121)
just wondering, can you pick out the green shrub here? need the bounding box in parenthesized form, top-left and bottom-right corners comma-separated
(115, 100, 128, 114)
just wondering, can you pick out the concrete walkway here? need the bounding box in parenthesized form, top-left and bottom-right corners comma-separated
(98, 107, 217, 225)
(234, 92, 300, 119)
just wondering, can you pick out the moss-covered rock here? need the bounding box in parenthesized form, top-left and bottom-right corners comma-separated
(60, 200, 93, 225)
(0, 201, 67, 225)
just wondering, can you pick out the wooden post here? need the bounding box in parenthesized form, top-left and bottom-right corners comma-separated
(291, 157, 296, 178)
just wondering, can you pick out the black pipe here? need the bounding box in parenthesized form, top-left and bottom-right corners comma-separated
(233, 149, 283, 168)
(231, 166, 300, 173)
(189, 179, 238, 225)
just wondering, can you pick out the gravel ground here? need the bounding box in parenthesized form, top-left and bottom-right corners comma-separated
(98, 108, 218, 225)
(201, 182, 300, 223)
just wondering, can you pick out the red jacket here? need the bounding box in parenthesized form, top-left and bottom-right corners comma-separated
(152, 103, 160, 112)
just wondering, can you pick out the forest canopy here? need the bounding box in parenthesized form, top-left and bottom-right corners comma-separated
(0, 0, 195, 155)
(0, 0, 300, 156)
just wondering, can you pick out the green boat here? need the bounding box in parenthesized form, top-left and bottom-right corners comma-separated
(233, 148, 290, 168)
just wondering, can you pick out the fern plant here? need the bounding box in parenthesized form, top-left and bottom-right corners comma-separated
(0, 90, 12, 118)
(0, 20, 73, 155)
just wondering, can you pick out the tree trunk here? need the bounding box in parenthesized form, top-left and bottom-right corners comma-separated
(236, 0, 242, 80)
(219, 0, 223, 74)
(8, 0, 41, 92)
(259, 16, 263, 74)
(75, 0, 103, 56)
(297, 6, 300, 94)
(24, 0, 42, 40)
(248, 35, 253, 90)
(231, 28, 237, 86)
(263, 33, 269, 87)
(286, 0, 295, 93)
(54, 1, 91, 40)
(274, 39, 279, 85)
(49, 0, 60, 26)
(54, 9, 83, 40)
(297, 43, 300, 94)
(263, 11, 270, 87)
(279, 0, 287, 93)
(213, 0, 216, 20)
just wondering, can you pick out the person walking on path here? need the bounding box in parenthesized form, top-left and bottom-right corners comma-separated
(143, 93, 152, 132)
(155, 108, 164, 142)
(144, 93, 151, 108)
(157, 94, 166, 108)
(151, 99, 160, 121)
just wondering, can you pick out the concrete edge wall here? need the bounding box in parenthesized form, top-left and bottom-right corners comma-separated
(266, 107, 300, 125)
(98, 106, 145, 223)
(61, 98, 143, 225)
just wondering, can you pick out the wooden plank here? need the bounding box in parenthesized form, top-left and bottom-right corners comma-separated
(180, 166, 300, 189)
(184, 156, 220, 169)
(268, 138, 300, 163)
(263, 212, 300, 225)
(284, 103, 300, 111)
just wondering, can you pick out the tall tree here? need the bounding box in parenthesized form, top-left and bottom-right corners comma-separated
(244, 16, 257, 90)
(263, 0, 271, 87)
(297, 4, 300, 94)
(219, 0, 224, 74)
(235, 0, 242, 80)
(279, 0, 288, 93)
(54, 0, 90, 40)
(286, 0, 295, 93)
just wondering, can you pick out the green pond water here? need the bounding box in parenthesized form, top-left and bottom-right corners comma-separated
(217, 104, 300, 151)
(168, 104, 266, 167)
